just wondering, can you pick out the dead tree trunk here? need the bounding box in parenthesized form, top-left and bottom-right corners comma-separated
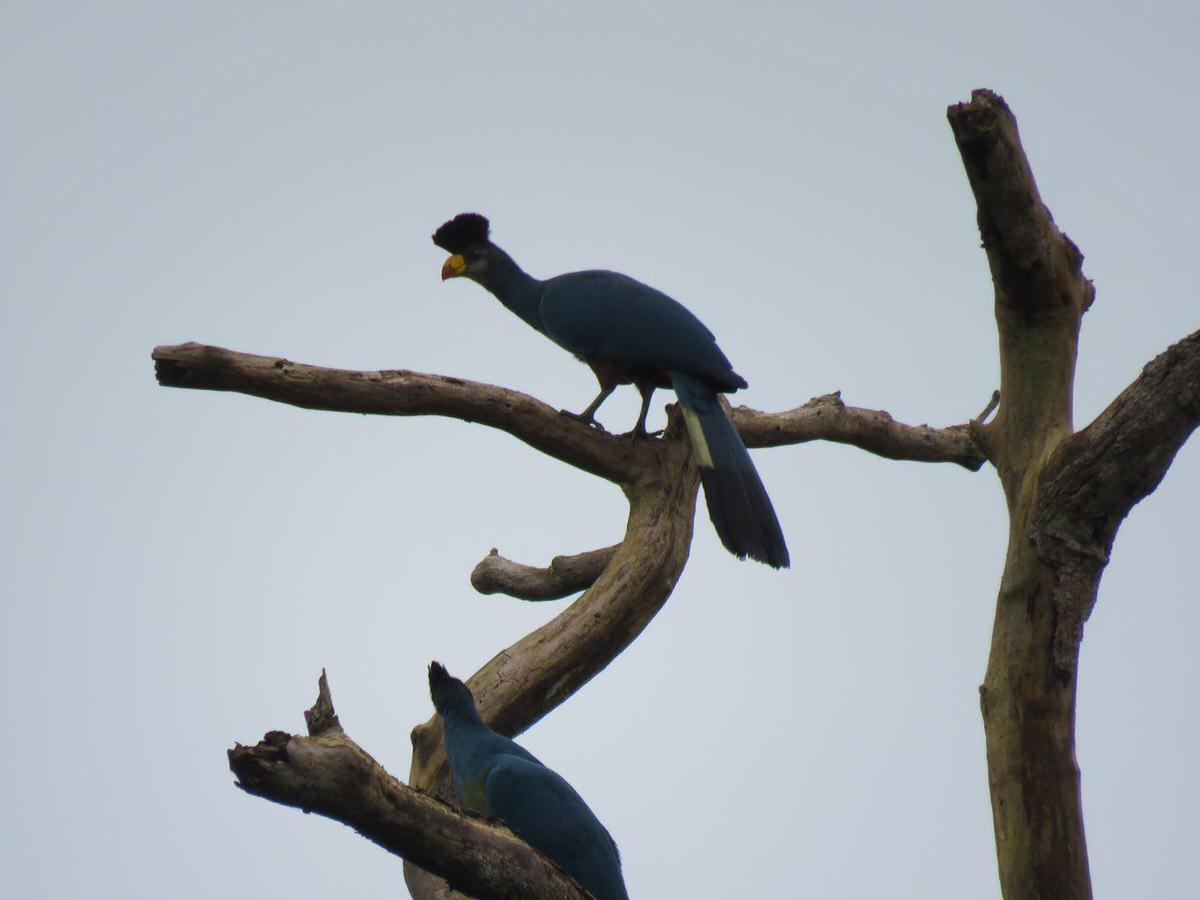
(152, 89, 1199, 900)
(948, 89, 1200, 900)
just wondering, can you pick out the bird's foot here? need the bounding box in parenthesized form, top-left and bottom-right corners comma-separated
(560, 409, 607, 433)
(620, 425, 663, 441)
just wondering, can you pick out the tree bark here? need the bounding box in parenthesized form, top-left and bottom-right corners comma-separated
(949, 86, 1096, 900)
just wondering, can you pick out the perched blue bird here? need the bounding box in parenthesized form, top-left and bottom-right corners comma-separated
(428, 662, 629, 900)
(433, 213, 789, 568)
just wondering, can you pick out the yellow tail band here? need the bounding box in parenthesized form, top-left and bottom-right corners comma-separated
(681, 406, 714, 468)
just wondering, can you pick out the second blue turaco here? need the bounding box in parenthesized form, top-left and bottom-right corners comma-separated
(428, 662, 629, 900)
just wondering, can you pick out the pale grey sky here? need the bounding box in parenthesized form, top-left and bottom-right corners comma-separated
(2, 2, 1197, 898)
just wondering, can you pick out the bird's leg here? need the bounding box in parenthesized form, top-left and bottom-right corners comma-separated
(560, 383, 615, 432)
(625, 383, 661, 440)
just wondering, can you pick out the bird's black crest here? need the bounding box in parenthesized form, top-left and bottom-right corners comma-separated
(429, 661, 475, 715)
(428, 660, 455, 693)
(432, 213, 490, 253)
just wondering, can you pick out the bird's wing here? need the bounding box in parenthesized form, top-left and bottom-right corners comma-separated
(444, 726, 544, 815)
(539, 271, 747, 391)
(485, 754, 625, 897)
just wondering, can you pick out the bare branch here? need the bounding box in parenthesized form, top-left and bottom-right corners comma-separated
(471, 545, 620, 601)
(1041, 328, 1200, 539)
(408, 425, 699, 791)
(1034, 329, 1200, 665)
(228, 676, 587, 900)
(402, 417, 700, 898)
(732, 392, 986, 471)
(303, 669, 341, 737)
(154, 344, 988, 476)
(152, 342, 649, 483)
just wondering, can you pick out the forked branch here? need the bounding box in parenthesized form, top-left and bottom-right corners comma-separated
(1033, 329, 1200, 667)
(1038, 328, 1200, 554)
(947, 87, 1099, 900)
(399, 422, 699, 898)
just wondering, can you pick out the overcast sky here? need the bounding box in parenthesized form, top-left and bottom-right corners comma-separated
(3, 2, 1197, 898)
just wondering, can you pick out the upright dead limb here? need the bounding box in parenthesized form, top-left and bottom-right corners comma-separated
(948, 89, 1199, 900)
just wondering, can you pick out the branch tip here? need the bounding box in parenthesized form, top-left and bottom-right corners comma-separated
(733, 393, 986, 470)
(975, 390, 1001, 424)
(470, 545, 619, 601)
(305, 670, 342, 737)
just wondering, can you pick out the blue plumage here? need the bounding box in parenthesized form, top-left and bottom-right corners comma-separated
(539, 271, 744, 391)
(433, 212, 789, 568)
(428, 662, 629, 900)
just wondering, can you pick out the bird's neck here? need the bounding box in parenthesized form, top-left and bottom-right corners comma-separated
(439, 699, 485, 729)
(476, 247, 544, 331)
(440, 708, 495, 812)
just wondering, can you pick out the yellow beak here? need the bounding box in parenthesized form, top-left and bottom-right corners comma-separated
(441, 254, 467, 281)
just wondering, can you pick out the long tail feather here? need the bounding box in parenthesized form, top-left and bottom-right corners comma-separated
(671, 373, 790, 568)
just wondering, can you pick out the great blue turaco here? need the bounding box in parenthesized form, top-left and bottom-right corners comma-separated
(433, 213, 790, 569)
(428, 662, 629, 900)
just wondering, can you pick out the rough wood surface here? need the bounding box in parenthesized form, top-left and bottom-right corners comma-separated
(153, 342, 650, 483)
(1035, 329, 1200, 668)
(734, 391, 985, 469)
(228, 675, 588, 900)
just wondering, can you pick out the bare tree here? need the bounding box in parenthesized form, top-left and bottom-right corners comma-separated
(154, 90, 1199, 899)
